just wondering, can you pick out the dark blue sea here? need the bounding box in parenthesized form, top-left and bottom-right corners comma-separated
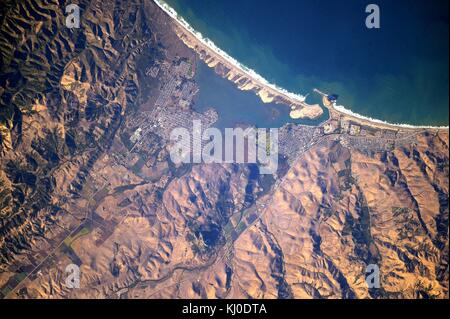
(164, 0, 449, 126)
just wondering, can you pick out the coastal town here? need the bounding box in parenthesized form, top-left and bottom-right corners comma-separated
(0, 0, 447, 301)
(0, 0, 449, 299)
(148, 0, 445, 169)
(114, 22, 431, 177)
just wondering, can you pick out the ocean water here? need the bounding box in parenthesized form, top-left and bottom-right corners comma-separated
(163, 0, 449, 126)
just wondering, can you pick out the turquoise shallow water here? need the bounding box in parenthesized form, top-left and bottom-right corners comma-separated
(164, 0, 449, 126)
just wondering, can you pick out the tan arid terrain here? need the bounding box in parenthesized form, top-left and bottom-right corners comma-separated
(0, 0, 448, 299)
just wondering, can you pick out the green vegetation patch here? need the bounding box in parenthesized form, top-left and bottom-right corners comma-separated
(64, 226, 91, 247)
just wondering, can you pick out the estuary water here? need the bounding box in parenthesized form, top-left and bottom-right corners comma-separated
(194, 61, 328, 130)
(164, 0, 449, 126)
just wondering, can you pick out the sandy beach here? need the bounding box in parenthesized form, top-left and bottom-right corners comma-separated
(153, 0, 448, 132)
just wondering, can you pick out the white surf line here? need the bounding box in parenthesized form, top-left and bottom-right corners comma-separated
(153, 0, 448, 130)
(153, 0, 307, 103)
(333, 104, 448, 129)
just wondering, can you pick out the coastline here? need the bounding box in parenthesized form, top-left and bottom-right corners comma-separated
(153, 0, 449, 131)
